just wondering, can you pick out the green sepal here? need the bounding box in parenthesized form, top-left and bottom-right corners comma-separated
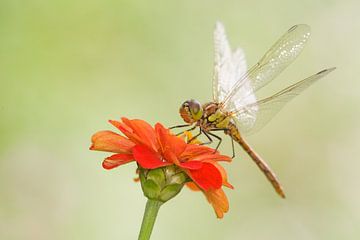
(159, 184, 183, 202)
(140, 169, 161, 199)
(142, 179, 161, 199)
(168, 172, 187, 185)
(146, 168, 165, 187)
(164, 165, 176, 176)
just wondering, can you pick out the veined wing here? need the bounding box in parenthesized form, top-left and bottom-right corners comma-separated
(212, 22, 256, 107)
(222, 24, 311, 113)
(233, 68, 336, 135)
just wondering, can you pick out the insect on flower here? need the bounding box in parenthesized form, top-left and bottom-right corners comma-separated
(174, 22, 336, 198)
(90, 118, 233, 218)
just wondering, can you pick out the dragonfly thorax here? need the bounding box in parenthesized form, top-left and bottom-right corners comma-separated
(179, 100, 230, 131)
(201, 102, 233, 130)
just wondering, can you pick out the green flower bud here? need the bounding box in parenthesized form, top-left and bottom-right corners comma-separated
(139, 165, 189, 203)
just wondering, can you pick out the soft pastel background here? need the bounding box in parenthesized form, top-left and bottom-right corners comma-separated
(1, 0, 359, 239)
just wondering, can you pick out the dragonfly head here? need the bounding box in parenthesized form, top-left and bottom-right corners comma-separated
(179, 99, 203, 123)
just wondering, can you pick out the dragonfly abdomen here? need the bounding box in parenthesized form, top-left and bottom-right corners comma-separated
(226, 122, 286, 198)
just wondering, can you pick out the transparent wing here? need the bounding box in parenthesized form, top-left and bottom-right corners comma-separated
(222, 24, 311, 113)
(232, 68, 336, 135)
(212, 22, 254, 106)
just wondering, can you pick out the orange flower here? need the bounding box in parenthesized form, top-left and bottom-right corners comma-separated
(90, 117, 233, 218)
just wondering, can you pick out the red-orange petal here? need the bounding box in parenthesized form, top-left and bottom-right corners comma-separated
(180, 161, 203, 170)
(182, 144, 215, 156)
(155, 123, 187, 158)
(181, 145, 231, 162)
(186, 182, 201, 191)
(203, 188, 229, 219)
(109, 120, 143, 145)
(108, 119, 125, 131)
(90, 130, 135, 153)
(190, 153, 232, 162)
(102, 153, 134, 170)
(187, 162, 222, 191)
(132, 145, 172, 169)
(206, 160, 234, 189)
(122, 118, 159, 151)
(162, 149, 181, 165)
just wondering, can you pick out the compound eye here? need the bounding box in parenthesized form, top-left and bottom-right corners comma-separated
(182, 101, 189, 108)
(190, 101, 200, 114)
(188, 99, 203, 120)
(187, 99, 200, 111)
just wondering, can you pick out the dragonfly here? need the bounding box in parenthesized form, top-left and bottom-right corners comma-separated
(172, 22, 335, 198)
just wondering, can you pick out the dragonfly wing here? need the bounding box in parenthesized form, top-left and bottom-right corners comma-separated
(212, 22, 251, 105)
(223, 24, 311, 113)
(233, 68, 336, 135)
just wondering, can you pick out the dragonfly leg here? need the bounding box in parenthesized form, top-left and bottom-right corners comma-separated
(175, 126, 197, 136)
(200, 131, 213, 145)
(169, 124, 191, 130)
(206, 131, 223, 152)
(208, 128, 229, 131)
(230, 137, 235, 159)
(188, 128, 202, 143)
(208, 128, 235, 158)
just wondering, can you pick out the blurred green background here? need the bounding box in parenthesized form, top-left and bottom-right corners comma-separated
(1, 0, 359, 239)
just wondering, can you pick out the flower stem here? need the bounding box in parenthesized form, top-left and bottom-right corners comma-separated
(138, 199, 163, 240)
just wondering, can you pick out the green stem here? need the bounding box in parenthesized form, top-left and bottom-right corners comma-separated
(138, 199, 163, 240)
